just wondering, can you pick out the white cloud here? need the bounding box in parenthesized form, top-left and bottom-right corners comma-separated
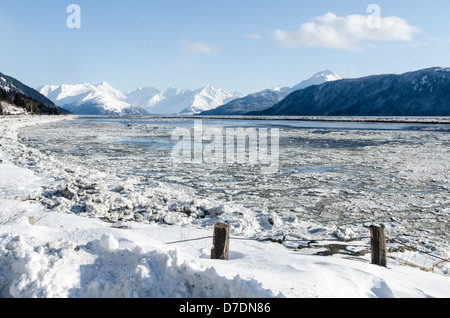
(245, 33, 262, 40)
(181, 39, 219, 54)
(272, 12, 421, 51)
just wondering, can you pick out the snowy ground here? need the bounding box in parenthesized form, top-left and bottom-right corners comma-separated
(0, 115, 449, 298)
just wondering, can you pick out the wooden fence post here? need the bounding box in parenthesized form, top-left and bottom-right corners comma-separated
(211, 223, 230, 260)
(370, 224, 387, 267)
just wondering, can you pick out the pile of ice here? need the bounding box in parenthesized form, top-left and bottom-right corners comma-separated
(4, 117, 273, 239)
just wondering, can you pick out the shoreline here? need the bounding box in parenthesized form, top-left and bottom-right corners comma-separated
(192, 115, 450, 125)
(4, 114, 448, 125)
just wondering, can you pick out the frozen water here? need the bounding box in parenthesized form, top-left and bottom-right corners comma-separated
(13, 116, 450, 261)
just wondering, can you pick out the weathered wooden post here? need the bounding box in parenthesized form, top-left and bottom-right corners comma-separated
(370, 224, 387, 267)
(211, 223, 230, 260)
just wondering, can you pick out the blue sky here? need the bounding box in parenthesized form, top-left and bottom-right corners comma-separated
(1, 0, 450, 94)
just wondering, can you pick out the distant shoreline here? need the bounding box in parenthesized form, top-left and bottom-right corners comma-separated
(193, 115, 450, 125)
(73, 115, 450, 125)
(2, 114, 450, 125)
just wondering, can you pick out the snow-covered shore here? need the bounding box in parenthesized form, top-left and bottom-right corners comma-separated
(1, 115, 449, 298)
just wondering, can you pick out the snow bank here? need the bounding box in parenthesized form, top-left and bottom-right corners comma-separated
(1, 207, 449, 298)
(0, 229, 278, 298)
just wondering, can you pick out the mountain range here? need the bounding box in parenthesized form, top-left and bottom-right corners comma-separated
(250, 67, 450, 117)
(200, 70, 342, 115)
(3, 67, 450, 117)
(38, 70, 341, 116)
(126, 85, 239, 115)
(38, 83, 241, 116)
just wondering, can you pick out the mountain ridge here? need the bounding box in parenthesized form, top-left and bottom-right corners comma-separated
(249, 67, 450, 117)
(0, 72, 69, 115)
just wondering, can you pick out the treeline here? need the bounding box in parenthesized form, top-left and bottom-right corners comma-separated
(0, 87, 67, 115)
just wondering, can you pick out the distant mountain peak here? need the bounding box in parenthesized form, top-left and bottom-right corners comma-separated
(313, 69, 342, 81)
(290, 69, 342, 92)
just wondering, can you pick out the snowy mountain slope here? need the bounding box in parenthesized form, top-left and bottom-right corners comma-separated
(39, 82, 149, 116)
(200, 70, 342, 116)
(123, 86, 161, 110)
(200, 89, 290, 115)
(289, 69, 342, 92)
(180, 86, 237, 114)
(0, 72, 68, 115)
(253, 67, 450, 116)
(1, 72, 56, 108)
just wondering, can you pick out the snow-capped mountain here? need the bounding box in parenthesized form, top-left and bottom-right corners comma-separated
(201, 70, 342, 116)
(288, 69, 342, 92)
(39, 82, 239, 115)
(38, 82, 148, 116)
(252, 67, 450, 116)
(124, 85, 238, 115)
(181, 85, 238, 114)
(123, 86, 161, 110)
